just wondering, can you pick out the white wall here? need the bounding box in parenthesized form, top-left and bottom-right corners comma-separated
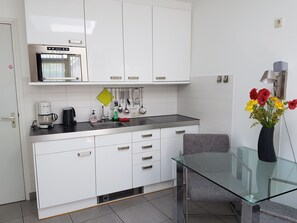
(1, 0, 178, 198)
(178, 75, 233, 135)
(184, 0, 297, 207)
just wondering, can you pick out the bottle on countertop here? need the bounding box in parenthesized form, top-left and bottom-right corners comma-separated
(89, 110, 98, 123)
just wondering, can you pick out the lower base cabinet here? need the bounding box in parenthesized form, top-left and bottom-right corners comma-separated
(34, 137, 96, 209)
(95, 133, 132, 196)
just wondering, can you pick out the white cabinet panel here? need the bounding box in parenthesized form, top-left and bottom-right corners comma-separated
(95, 132, 131, 147)
(132, 129, 160, 142)
(153, 7, 191, 82)
(123, 2, 152, 82)
(161, 125, 198, 181)
(96, 144, 132, 195)
(133, 161, 160, 188)
(132, 140, 160, 154)
(36, 148, 95, 208)
(85, 0, 124, 82)
(24, 0, 85, 46)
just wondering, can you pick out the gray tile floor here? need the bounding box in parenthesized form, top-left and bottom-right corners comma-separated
(0, 188, 238, 223)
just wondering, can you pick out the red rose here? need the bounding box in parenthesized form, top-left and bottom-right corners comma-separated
(288, 99, 297, 110)
(258, 95, 268, 106)
(249, 88, 258, 100)
(258, 88, 270, 100)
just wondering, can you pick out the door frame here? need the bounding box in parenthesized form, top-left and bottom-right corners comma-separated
(0, 18, 30, 200)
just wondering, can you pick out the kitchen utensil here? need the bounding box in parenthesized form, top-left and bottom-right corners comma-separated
(139, 88, 147, 114)
(123, 89, 130, 114)
(114, 89, 119, 107)
(118, 89, 123, 113)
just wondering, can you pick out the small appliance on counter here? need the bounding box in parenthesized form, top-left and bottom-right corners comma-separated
(63, 107, 76, 126)
(36, 101, 58, 129)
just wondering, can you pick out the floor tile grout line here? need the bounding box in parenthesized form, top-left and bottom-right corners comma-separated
(146, 197, 173, 221)
(108, 204, 125, 223)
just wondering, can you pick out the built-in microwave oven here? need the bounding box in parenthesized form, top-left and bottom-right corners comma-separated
(28, 44, 88, 82)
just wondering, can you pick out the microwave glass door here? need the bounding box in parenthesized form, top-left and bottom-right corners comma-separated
(37, 53, 82, 82)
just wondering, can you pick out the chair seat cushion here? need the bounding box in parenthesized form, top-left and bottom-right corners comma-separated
(188, 172, 247, 202)
(258, 201, 297, 223)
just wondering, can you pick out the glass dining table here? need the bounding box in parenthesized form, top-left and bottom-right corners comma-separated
(173, 146, 297, 223)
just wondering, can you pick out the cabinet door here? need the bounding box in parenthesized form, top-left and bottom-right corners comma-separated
(36, 149, 95, 208)
(96, 144, 132, 195)
(123, 2, 152, 82)
(85, 0, 124, 82)
(24, 0, 85, 46)
(153, 7, 191, 82)
(161, 126, 198, 181)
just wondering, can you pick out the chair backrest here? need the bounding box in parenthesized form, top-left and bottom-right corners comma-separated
(183, 134, 230, 155)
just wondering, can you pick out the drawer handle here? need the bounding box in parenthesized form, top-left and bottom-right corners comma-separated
(78, 151, 91, 157)
(128, 76, 139, 80)
(156, 76, 166, 80)
(68, 40, 82, 44)
(142, 156, 153, 160)
(176, 130, 186, 134)
(142, 134, 152, 138)
(118, 146, 130, 151)
(142, 145, 153, 149)
(110, 76, 122, 80)
(142, 165, 153, 170)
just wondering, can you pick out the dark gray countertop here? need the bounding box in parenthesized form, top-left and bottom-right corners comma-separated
(30, 114, 199, 142)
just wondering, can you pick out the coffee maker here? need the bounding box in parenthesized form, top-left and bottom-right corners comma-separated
(36, 101, 58, 128)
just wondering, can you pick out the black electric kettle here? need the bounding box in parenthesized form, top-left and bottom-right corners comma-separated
(63, 107, 76, 126)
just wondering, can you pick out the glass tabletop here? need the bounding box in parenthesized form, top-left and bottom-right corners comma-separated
(173, 146, 297, 204)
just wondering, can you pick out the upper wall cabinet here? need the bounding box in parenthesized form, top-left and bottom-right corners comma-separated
(24, 0, 85, 46)
(153, 7, 191, 82)
(85, 0, 124, 82)
(123, 2, 152, 83)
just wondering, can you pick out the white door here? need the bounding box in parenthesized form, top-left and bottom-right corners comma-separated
(0, 24, 25, 204)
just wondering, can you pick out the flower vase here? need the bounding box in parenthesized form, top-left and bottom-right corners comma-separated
(258, 126, 277, 162)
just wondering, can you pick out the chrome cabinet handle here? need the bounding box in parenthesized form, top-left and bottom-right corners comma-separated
(110, 76, 122, 80)
(68, 40, 83, 44)
(142, 145, 153, 149)
(118, 146, 130, 151)
(78, 151, 91, 157)
(128, 76, 139, 80)
(1, 112, 16, 128)
(156, 76, 166, 80)
(43, 77, 79, 81)
(142, 134, 152, 138)
(176, 130, 186, 134)
(142, 156, 153, 160)
(142, 165, 153, 170)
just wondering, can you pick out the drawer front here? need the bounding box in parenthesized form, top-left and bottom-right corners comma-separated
(132, 129, 160, 142)
(161, 125, 199, 139)
(133, 150, 160, 165)
(133, 161, 160, 187)
(95, 132, 131, 147)
(35, 137, 94, 155)
(132, 139, 160, 154)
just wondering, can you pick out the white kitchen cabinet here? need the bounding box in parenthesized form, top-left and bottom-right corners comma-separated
(34, 137, 95, 209)
(95, 133, 132, 195)
(123, 2, 152, 83)
(153, 6, 191, 82)
(132, 129, 161, 187)
(24, 0, 85, 46)
(161, 125, 198, 181)
(85, 0, 124, 82)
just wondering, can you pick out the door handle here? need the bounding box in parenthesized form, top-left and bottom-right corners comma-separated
(1, 112, 16, 128)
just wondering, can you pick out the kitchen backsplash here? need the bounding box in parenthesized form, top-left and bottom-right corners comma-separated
(22, 77, 178, 131)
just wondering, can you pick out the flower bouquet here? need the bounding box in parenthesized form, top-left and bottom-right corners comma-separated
(245, 88, 297, 162)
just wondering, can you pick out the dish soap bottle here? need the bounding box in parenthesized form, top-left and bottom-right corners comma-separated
(113, 108, 119, 121)
(89, 110, 98, 123)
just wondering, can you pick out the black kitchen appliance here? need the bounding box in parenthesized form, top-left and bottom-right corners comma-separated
(63, 107, 76, 126)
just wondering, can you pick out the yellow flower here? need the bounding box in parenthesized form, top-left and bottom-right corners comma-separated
(245, 100, 258, 112)
(270, 96, 278, 102)
(275, 100, 284, 109)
